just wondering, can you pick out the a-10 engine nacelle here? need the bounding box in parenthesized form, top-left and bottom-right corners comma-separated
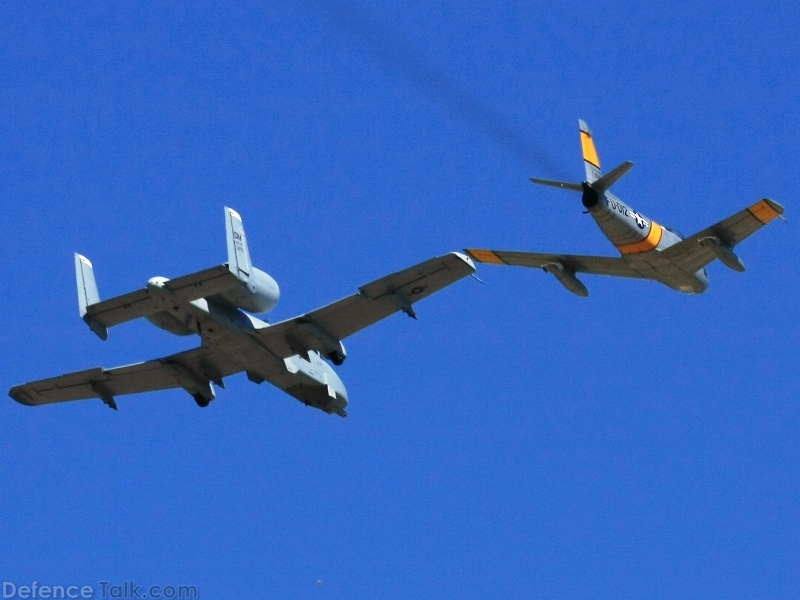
(144, 267, 280, 336)
(144, 207, 281, 336)
(211, 266, 280, 314)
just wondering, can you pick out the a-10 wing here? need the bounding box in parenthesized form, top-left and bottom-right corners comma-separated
(9, 347, 241, 408)
(10, 253, 475, 408)
(253, 252, 476, 359)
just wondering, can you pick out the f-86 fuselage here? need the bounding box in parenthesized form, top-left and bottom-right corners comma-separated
(467, 120, 783, 296)
(579, 184, 709, 294)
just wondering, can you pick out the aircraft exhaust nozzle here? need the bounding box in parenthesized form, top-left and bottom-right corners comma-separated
(700, 237, 746, 272)
(543, 263, 589, 297)
(581, 182, 600, 209)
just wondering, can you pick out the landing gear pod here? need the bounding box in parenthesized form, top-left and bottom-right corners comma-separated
(700, 237, 746, 272)
(543, 262, 589, 297)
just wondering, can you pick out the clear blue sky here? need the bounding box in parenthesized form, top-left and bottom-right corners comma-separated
(1, 1, 798, 598)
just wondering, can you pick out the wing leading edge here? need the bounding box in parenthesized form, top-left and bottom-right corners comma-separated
(465, 249, 644, 278)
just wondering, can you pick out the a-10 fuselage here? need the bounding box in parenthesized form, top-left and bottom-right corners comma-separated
(581, 183, 709, 293)
(145, 272, 349, 415)
(143, 265, 280, 336)
(10, 206, 477, 415)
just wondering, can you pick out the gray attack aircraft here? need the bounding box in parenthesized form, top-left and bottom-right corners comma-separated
(466, 120, 784, 296)
(10, 208, 475, 416)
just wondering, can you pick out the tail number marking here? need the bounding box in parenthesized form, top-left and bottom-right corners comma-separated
(606, 198, 649, 229)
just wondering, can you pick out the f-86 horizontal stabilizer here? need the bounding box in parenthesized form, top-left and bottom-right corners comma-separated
(530, 161, 633, 195)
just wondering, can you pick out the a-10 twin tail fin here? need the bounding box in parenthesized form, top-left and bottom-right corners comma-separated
(74, 253, 107, 340)
(73, 207, 278, 341)
(225, 206, 252, 284)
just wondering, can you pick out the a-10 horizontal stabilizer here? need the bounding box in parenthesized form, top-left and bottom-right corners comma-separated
(73, 207, 264, 341)
(76, 262, 243, 340)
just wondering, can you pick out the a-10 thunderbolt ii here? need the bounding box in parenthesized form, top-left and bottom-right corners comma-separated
(9, 208, 475, 416)
(466, 120, 784, 296)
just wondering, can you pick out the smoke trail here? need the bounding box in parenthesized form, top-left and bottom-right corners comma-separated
(313, 0, 570, 179)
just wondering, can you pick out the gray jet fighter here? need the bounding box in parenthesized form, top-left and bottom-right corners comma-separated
(466, 120, 784, 296)
(9, 208, 475, 416)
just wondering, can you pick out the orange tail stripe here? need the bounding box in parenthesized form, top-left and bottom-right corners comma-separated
(580, 131, 600, 168)
(617, 222, 663, 255)
(748, 199, 781, 224)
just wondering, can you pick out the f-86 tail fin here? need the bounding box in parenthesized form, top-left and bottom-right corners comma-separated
(530, 120, 632, 194)
(579, 119, 602, 183)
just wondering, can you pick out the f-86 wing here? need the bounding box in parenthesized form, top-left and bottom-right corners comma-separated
(661, 198, 785, 274)
(464, 249, 644, 277)
(463, 248, 644, 297)
(252, 252, 476, 363)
